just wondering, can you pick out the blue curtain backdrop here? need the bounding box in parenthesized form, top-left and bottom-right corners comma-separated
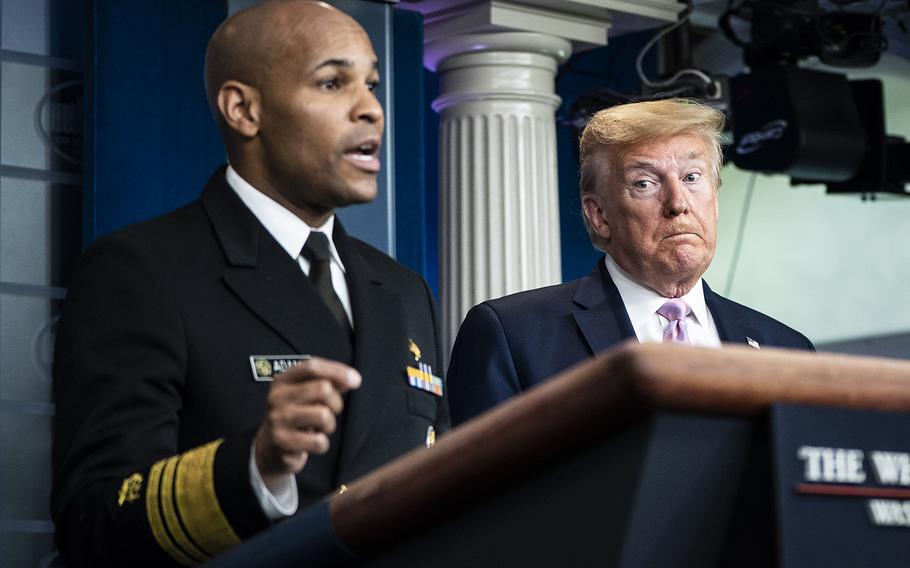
(84, 0, 226, 244)
(391, 8, 428, 277)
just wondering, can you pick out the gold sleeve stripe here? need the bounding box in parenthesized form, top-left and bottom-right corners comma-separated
(147, 457, 195, 567)
(160, 455, 209, 563)
(175, 439, 242, 555)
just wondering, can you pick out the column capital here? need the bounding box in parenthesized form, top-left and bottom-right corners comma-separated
(399, 0, 685, 66)
(425, 31, 571, 72)
(428, 32, 569, 112)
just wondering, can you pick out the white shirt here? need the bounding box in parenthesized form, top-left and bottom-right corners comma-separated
(226, 165, 355, 520)
(226, 165, 353, 326)
(603, 254, 721, 348)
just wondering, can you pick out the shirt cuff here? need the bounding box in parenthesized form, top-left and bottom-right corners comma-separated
(249, 440, 298, 520)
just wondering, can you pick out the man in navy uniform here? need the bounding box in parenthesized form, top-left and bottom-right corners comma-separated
(447, 98, 813, 426)
(51, 2, 448, 565)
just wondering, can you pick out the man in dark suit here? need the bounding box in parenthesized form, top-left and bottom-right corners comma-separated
(447, 98, 813, 425)
(51, 2, 448, 566)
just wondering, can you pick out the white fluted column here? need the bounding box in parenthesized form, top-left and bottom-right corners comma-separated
(428, 33, 571, 349)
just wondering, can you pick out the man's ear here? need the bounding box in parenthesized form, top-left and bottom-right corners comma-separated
(581, 193, 611, 243)
(216, 80, 260, 138)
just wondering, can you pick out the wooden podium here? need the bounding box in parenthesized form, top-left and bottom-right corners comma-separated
(208, 343, 910, 567)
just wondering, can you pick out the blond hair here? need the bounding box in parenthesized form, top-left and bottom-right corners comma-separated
(578, 98, 725, 250)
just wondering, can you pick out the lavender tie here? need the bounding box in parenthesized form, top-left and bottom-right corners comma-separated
(658, 299, 692, 344)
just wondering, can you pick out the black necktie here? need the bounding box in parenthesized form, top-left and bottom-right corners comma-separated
(301, 232, 353, 342)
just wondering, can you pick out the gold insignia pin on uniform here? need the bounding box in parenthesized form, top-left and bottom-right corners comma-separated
(408, 338, 421, 361)
(249, 355, 311, 381)
(117, 473, 143, 506)
(338, 484, 348, 495)
(425, 426, 436, 448)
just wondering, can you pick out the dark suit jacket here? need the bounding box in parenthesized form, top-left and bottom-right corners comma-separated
(447, 258, 814, 425)
(51, 169, 449, 567)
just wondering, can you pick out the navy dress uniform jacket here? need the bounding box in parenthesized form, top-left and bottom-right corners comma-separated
(51, 169, 449, 566)
(446, 259, 814, 426)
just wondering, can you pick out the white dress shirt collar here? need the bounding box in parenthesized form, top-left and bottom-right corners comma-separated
(603, 253, 716, 345)
(225, 165, 346, 273)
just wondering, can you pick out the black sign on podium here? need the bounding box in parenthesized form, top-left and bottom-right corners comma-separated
(773, 404, 910, 567)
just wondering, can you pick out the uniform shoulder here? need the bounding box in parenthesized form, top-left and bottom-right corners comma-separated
(76, 201, 219, 284)
(344, 236, 427, 285)
(89, 201, 208, 255)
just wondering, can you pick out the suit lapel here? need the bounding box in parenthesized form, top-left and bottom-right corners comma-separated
(572, 258, 637, 355)
(333, 225, 402, 473)
(201, 169, 350, 359)
(567, 257, 761, 350)
(703, 281, 763, 347)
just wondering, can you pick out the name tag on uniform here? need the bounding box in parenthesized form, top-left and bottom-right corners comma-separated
(249, 355, 311, 381)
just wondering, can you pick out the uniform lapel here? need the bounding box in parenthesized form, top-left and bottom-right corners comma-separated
(201, 169, 350, 359)
(572, 258, 637, 355)
(703, 281, 763, 347)
(332, 224, 402, 474)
